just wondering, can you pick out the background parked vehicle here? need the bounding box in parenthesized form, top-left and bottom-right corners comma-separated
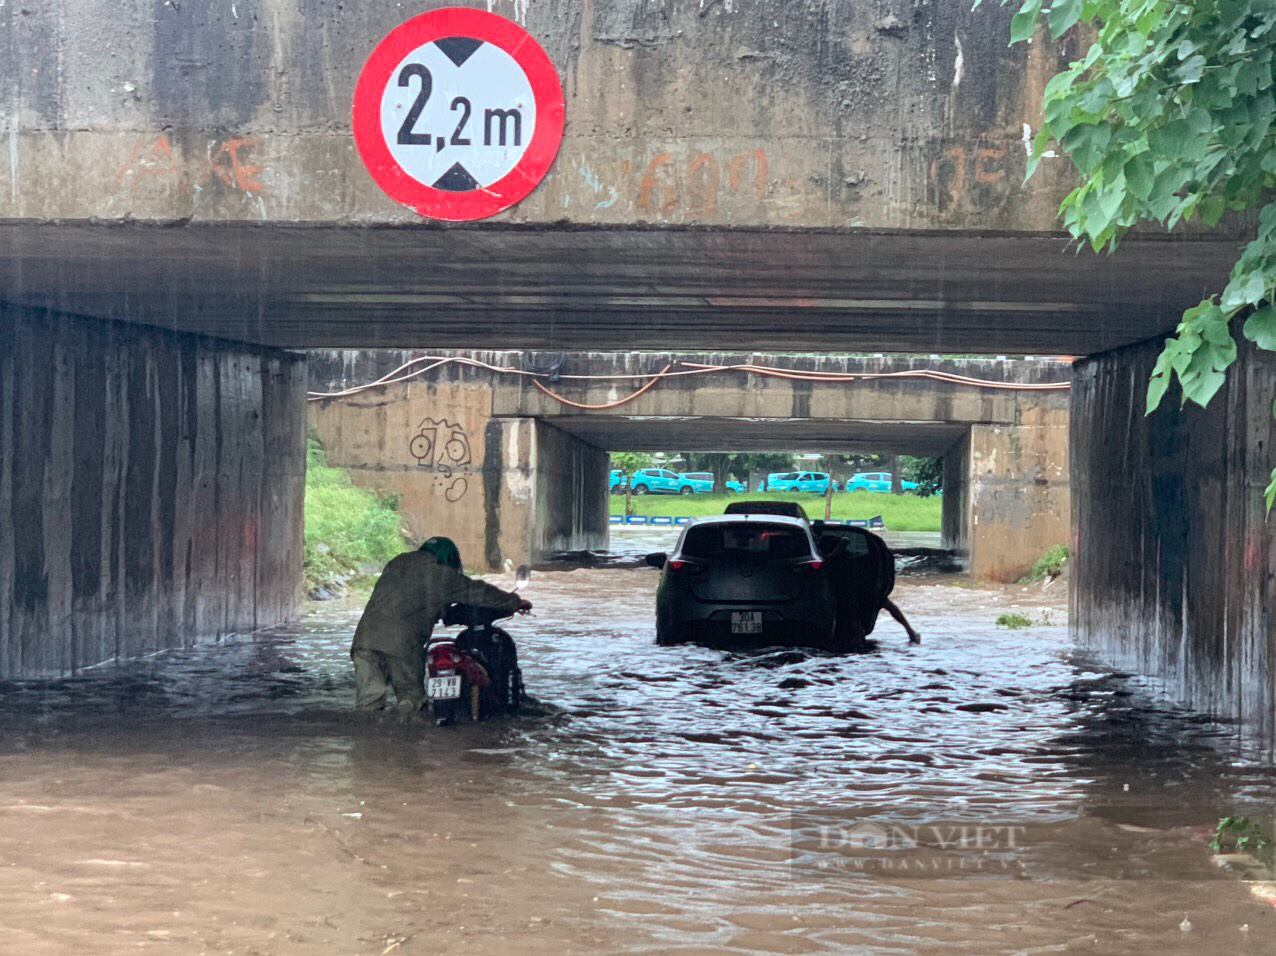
(765, 471, 839, 494)
(845, 472, 918, 494)
(647, 514, 837, 650)
(628, 468, 683, 495)
(725, 479, 747, 494)
(679, 472, 716, 494)
(609, 470, 627, 494)
(629, 468, 707, 495)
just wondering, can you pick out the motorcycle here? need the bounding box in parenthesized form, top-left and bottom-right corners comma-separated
(425, 566, 530, 726)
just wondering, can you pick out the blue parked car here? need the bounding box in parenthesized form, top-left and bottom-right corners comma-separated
(629, 468, 695, 495)
(764, 471, 839, 495)
(725, 479, 747, 494)
(609, 470, 627, 494)
(679, 472, 717, 494)
(845, 471, 918, 494)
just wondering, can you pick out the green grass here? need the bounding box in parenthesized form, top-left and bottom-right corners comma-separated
(304, 438, 409, 595)
(608, 491, 942, 531)
(995, 613, 1035, 630)
(1019, 545, 1070, 584)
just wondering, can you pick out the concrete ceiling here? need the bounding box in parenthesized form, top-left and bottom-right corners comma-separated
(541, 415, 969, 456)
(0, 222, 1239, 356)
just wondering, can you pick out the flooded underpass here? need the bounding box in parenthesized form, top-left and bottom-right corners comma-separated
(1, 559, 1274, 955)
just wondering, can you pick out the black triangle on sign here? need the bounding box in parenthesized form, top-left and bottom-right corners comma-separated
(432, 163, 481, 192)
(435, 36, 484, 67)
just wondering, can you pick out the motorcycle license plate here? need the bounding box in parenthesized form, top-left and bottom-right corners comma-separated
(731, 611, 763, 635)
(428, 676, 462, 700)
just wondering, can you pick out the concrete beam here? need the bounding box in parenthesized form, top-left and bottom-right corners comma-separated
(0, 223, 1239, 355)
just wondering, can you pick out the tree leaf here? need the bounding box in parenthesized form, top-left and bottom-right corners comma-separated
(1222, 270, 1270, 310)
(1243, 304, 1276, 349)
(1266, 468, 1276, 515)
(1047, 0, 1082, 39)
(1146, 371, 1170, 413)
(1010, 0, 1044, 43)
(1178, 54, 1206, 84)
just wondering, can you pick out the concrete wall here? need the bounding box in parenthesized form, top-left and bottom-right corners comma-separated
(310, 349, 1070, 578)
(0, 0, 1080, 230)
(967, 419, 1071, 582)
(307, 355, 609, 569)
(307, 373, 495, 563)
(1072, 338, 1276, 741)
(0, 306, 305, 678)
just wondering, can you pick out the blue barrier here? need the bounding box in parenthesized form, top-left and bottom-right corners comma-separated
(609, 515, 624, 525)
(649, 516, 673, 525)
(624, 515, 649, 525)
(674, 517, 692, 525)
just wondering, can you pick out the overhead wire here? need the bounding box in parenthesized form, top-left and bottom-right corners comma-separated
(306, 354, 1072, 404)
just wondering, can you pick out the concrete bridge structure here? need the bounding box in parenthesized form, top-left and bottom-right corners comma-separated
(308, 351, 1071, 583)
(1, 2, 1273, 741)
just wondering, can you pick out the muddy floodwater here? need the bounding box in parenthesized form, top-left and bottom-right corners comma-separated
(1, 563, 1274, 955)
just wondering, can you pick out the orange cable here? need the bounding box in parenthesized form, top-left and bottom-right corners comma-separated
(532, 364, 675, 410)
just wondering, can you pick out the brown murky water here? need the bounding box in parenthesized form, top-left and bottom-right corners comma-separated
(1, 563, 1274, 955)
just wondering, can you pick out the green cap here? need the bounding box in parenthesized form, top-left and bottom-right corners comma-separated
(419, 536, 462, 570)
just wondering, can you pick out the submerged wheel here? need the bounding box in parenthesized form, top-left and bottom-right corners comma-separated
(433, 699, 457, 726)
(679, 486, 693, 495)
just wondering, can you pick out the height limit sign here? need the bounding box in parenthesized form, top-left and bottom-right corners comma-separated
(353, 8, 565, 221)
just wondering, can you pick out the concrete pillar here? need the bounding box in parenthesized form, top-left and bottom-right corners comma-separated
(941, 433, 971, 555)
(1072, 338, 1276, 742)
(966, 417, 1071, 582)
(480, 418, 608, 569)
(0, 306, 305, 678)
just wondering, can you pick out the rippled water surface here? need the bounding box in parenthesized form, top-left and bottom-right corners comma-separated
(1, 566, 1274, 955)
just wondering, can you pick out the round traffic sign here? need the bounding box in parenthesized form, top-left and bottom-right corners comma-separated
(353, 8, 565, 222)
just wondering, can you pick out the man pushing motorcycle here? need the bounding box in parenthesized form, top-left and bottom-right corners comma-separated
(350, 536, 532, 712)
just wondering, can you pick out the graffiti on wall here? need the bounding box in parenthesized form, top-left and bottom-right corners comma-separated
(410, 417, 473, 502)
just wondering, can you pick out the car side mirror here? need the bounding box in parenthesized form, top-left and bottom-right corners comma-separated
(645, 552, 667, 570)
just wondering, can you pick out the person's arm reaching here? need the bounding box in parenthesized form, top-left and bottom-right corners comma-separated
(443, 569, 531, 616)
(883, 598, 920, 644)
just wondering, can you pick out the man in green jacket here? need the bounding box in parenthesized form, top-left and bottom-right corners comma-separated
(350, 536, 531, 712)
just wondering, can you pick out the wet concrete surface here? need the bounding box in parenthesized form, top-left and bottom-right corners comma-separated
(0, 563, 1274, 954)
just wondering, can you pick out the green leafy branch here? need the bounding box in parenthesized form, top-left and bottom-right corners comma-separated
(980, 0, 1276, 510)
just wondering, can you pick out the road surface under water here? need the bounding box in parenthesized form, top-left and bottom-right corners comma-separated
(0, 566, 1274, 955)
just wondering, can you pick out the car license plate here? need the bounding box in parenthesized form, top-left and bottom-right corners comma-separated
(428, 676, 462, 700)
(731, 611, 763, 635)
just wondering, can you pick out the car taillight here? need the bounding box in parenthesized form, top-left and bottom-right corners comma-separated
(793, 559, 825, 574)
(667, 559, 704, 574)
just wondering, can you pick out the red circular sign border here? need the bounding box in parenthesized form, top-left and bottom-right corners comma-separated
(353, 8, 565, 222)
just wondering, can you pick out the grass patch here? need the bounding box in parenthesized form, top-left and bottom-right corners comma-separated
(304, 437, 409, 595)
(1020, 545, 1070, 584)
(1211, 815, 1275, 874)
(609, 491, 942, 531)
(995, 613, 1034, 630)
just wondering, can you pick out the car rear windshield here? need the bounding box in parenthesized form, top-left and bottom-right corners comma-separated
(685, 473, 712, 480)
(681, 523, 810, 561)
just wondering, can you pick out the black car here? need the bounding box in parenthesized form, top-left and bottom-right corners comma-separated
(647, 514, 838, 650)
(722, 500, 810, 521)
